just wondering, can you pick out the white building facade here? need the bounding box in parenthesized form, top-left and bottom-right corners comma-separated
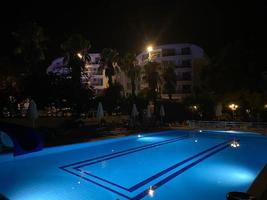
(46, 44, 204, 99)
(135, 43, 205, 101)
(83, 54, 108, 95)
(47, 53, 108, 95)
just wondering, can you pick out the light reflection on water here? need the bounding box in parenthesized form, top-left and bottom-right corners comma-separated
(137, 136, 168, 143)
(197, 163, 255, 187)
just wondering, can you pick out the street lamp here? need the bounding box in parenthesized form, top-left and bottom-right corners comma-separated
(147, 45, 153, 61)
(228, 103, 239, 120)
(192, 105, 198, 111)
(147, 46, 153, 52)
(190, 105, 198, 120)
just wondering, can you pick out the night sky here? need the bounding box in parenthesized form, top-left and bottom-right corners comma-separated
(0, 0, 266, 57)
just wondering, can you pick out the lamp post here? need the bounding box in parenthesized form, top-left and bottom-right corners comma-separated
(228, 103, 239, 121)
(190, 105, 198, 120)
(147, 45, 153, 61)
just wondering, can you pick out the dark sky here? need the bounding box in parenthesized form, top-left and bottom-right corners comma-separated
(0, 0, 266, 57)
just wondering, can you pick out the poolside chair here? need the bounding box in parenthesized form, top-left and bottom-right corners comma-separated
(0, 122, 43, 156)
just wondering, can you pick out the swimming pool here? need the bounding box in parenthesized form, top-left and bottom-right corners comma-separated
(0, 130, 267, 200)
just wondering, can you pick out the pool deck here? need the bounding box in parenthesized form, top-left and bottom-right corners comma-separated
(41, 125, 267, 148)
(0, 117, 266, 148)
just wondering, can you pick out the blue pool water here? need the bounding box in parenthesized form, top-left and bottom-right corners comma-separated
(1, 130, 267, 200)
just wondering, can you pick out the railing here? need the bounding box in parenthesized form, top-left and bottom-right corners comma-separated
(188, 120, 267, 130)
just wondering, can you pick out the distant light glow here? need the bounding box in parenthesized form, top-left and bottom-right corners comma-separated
(148, 186, 155, 197)
(138, 134, 142, 138)
(194, 139, 198, 143)
(264, 104, 267, 109)
(228, 103, 239, 111)
(224, 130, 241, 134)
(199, 130, 202, 133)
(77, 53, 82, 59)
(147, 46, 153, 52)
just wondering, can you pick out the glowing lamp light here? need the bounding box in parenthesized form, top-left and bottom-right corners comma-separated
(228, 103, 239, 111)
(77, 53, 83, 59)
(199, 130, 202, 133)
(148, 186, 155, 197)
(138, 134, 142, 138)
(264, 104, 267, 109)
(190, 105, 198, 111)
(194, 139, 198, 143)
(147, 46, 153, 53)
(230, 140, 240, 148)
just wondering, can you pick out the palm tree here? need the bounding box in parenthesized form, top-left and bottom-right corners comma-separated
(61, 34, 91, 113)
(99, 48, 119, 87)
(162, 63, 177, 100)
(120, 53, 141, 96)
(61, 34, 91, 89)
(143, 61, 162, 100)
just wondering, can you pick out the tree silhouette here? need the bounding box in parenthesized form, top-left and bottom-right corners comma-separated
(99, 48, 119, 87)
(120, 53, 141, 97)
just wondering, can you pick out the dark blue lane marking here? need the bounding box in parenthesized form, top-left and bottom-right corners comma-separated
(60, 134, 189, 169)
(74, 139, 231, 192)
(61, 136, 237, 200)
(128, 139, 231, 192)
(61, 140, 233, 200)
(74, 135, 189, 169)
(68, 135, 189, 192)
(61, 167, 131, 200)
(131, 142, 236, 200)
(77, 169, 129, 191)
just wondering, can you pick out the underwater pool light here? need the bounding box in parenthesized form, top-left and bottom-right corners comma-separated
(230, 140, 240, 148)
(138, 134, 142, 138)
(148, 186, 155, 197)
